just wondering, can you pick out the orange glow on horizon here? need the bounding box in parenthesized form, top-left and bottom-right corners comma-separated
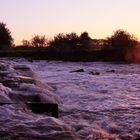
(2, 0, 139, 45)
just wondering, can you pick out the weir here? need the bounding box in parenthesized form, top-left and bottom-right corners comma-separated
(0, 102, 58, 118)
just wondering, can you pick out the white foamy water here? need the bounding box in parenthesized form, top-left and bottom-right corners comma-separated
(6, 58, 140, 139)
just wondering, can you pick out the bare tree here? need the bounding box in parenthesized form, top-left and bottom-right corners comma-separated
(31, 35, 47, 47)
(22, 40, 31, 46)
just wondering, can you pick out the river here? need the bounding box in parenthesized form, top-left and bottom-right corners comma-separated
(1, 58, 140, 139)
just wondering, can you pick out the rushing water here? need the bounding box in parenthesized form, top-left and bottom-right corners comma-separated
(6, 59, 140, 139)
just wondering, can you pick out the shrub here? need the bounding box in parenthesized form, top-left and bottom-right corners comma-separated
(31, 35, 48, 47)
(106, 29, 138, 51)
(49, 33, 80, 48)
(22, 40, 31, 47)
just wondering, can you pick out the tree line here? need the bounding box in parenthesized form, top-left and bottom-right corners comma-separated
(21, 32, 90, 48)
(0, 22, 139, 61)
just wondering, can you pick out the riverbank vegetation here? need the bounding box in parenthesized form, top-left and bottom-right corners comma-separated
(0, 22, 139, 62)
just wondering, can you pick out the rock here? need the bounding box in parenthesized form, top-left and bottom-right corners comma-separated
(70, 69, 84, 73)
(0, 61, 79, 140)
(18, 75, 35, 84)
(17, 83, 59, 104)
(13, 64, 34, 77)
(0, 61, 80, 140)
(13, 65, 31, 71)
(26, 103, 59, 118)
(89, 71, 100, 75)
(1, 79, 20, 88)
(0, 106, 78, 140)
(106, 69, 115, 73)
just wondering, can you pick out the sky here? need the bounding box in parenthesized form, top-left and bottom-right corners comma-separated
(0, 0, 140, 45)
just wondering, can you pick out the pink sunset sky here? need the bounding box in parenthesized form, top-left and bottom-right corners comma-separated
(0, 0, 140, 45)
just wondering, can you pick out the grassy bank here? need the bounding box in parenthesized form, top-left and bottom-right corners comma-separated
(0, 47, 125, 62)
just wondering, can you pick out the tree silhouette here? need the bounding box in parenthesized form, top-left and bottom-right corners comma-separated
(106, 29, 138, 50)
(80, 32, 90, 41)
(65, 33, 80, 46)
(80, 32, 90, 48)
(31, 35, 47, 47)
(0, 22, 14, 47)
(22, 40, 31, 46)
(49, 33, 80, 47)
(49, 33, 64, 47)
